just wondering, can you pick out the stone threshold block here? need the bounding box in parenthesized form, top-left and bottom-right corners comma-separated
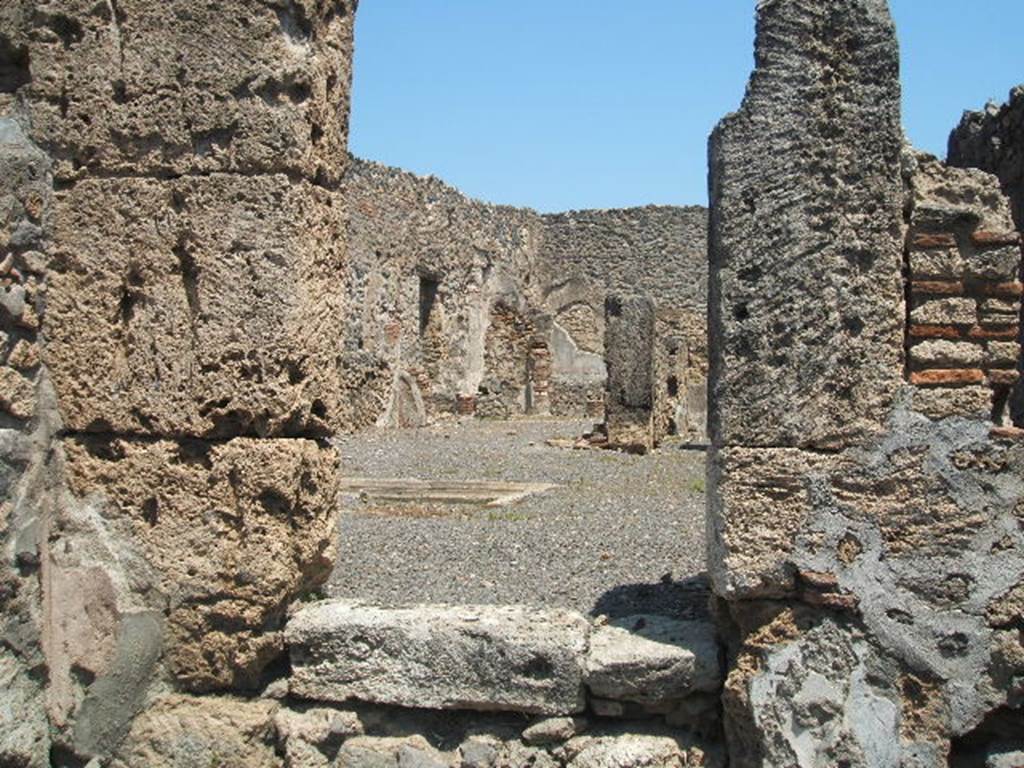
(586, 615, 722, 706)
(44, 173, 346, 439)
(287, 600, 726, 718)
(287, 601, 590, 715)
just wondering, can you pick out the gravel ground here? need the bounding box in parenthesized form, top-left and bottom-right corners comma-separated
(328, 418, 710, 619)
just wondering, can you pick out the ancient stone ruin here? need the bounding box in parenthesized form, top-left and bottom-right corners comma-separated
(1, 0, 1023, 766)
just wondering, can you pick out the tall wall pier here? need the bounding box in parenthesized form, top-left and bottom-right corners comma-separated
(708, 1, 1024, 766)
(1, 1, 355, 763)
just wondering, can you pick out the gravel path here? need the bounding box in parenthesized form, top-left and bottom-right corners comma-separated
(328, 419, 709, 619)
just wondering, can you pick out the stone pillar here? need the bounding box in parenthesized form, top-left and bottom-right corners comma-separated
(1, 1, 356, 762)
(604, 293, 655, 453)
(708, 1, 1024, 766)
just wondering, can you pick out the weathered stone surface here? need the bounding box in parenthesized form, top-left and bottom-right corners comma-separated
(909, 339, 984, 368)
(708, 447, 848, 598)
(563, 734, 706, 768)
(335, 736, 447, 768)
(522, 716, 587, 746)
(19, 0, 355, 183)
(60, 436, 339, 692)
(0, 111, 54, 768)
(603, 294, 656, 452)
(287, 600, 589, 715)
(707, 0, 905, 451)
(910, 385, 993, 421)
(44, 174, 346, 438)
(724, 610, 910, 768)
(950, 85, 1024, 229)
(0, 648, 49, 768)
(585, 615, 721, 705)
(109, 695, 280, 768)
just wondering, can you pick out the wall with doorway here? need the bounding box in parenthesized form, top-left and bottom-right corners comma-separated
(339, 158, 709, 431)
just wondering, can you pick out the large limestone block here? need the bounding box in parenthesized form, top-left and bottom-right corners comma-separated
(44, 174, 346, 438)
(61, 435, 339, 691)
(20, 0, 355, 182)
(708, 0, 906, 450)
(585, 615, 722, 705)
(286, 600, 590, 715)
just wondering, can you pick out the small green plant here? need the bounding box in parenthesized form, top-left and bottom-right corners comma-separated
(688, 477, 706, 494)
(486, 510, 530, 523)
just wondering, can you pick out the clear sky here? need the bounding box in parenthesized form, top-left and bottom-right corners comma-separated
(349, 1, 1024, 213)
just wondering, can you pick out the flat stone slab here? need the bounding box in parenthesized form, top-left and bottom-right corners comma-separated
(286, 600, 589, 715)
(339, 477, 558, 508)
(585, 615, 722, 704)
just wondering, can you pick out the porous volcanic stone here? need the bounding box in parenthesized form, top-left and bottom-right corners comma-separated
(286, 600, 590, 715)
(44, 174, 346, 439)
(61, 435, 339, 691)
(21, 0, 355, 183)
(707, 0, 906, 451)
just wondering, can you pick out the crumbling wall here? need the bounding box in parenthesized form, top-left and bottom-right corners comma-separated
(539, 207, 708, 420)
(707, 2, 1024, 766)
(341, 160, 709, 428)
(950, 86, 1024, 231)
(340, 158, 547, 426)
(0, 1, 355, 763)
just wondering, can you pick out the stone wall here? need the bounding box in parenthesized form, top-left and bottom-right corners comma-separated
(340, 158, 547, 428)
(340, 158, 709, 431)
(708, 2, 1024, 766)
(1, 1, 354, 763)
(540, 206, 708, 420)
(950, 86, 1024, 230)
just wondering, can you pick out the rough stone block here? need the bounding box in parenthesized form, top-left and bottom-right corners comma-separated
(910, 298, 977, 326)
(44, 174, 346, 438)
(22, 0, 355, 182)
(707, 0, 905, 451)
(708, 447, 848, 599)
(109, 695, 279, 768)
(604, 294, 656, 452)
(584, 616, 721, 705)
(564, 734, 702, 768)
(604, 294, 655, 410)
(61, 436, 339, 692)
(911, 386, 993, 421)
(286, 600, 590, 715)
(909, 340, 984, 368)
(986, 342, 1021, 368)
(966, 245, 1023, 283)
(910, 248, 964, 280)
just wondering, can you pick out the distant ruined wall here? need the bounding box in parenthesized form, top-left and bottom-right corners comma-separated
(1, 1, 356, 764)
(340, 158, 547, 429)
(708, 2, 1024, 767)
(340, 158, 709, 430)
(950, 86, 1024, 231)
(540, 206, 708, 421)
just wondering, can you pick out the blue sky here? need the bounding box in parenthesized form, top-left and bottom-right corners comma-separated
(349, 1, 1024, 213)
